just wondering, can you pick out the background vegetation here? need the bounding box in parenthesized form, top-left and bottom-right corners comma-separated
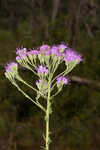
(0, 0, 100, 150)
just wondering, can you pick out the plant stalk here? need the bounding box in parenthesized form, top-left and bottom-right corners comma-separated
(46, 80, 51, 150)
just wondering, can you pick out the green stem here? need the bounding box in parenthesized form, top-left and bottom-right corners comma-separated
(46, 80, 51, 150)
(51, 88, 62, 99)
(51, 70, 67, 92)
(17, 76, 47, 99)
(51, 63, 75, 91)
(26, 63, 38, 76)
(13, 83, 46, 112)
(51, 69, 67, 85)
(51, 58, 63, 79)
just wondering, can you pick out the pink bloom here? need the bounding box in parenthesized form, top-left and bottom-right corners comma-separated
(37, 65, 48, 75)
(64, 49, 82, 64)
(51, 46, 61, 56)
(45, 50, 52, 55)
(27, 50, 40, 56)
(56, 76, 69, 85)
(16, 48, 27, 55)
(5, 62, 18, 73)
(40, 45, 50, 52)
(16, 54, 27, 61)
(58, 43, 67, 53)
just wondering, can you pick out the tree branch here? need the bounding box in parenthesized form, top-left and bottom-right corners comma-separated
(71, 76, 100, 88)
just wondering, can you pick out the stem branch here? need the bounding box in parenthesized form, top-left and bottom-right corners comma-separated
(13, 83, 46, 112)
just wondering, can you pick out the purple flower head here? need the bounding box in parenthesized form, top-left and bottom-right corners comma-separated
(58, 43, 67, 53)
(37, 65, 48, 75)
(27, 50, 40, 56)
(64, 49, 82, 64)
(16, 48, 27, 56)
(51, 46, 61, 56)
(16, 53, 27, 62)
(40, 45, 50, 52)
(16, 56, 20, 61)
(5, 62, 18, 73)
(45, 50, 52, 56)
(56, 76, 69, 85)
(36, 79, 42, 86)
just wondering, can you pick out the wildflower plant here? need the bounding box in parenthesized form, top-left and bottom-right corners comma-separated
(5, 43, 82, 150)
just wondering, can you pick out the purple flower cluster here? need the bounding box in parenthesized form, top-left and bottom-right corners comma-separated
(38, 43, 82, 64)
(16, 47, 41, 61)
(5, 62, 18, 73)
(16, 48, 27, 62)
(48, 43, 67, 56)
(58, 43, 68, 52)
(36, 43, 67, 56)
(16, 48, 27, 55)
(27, 50, 40, 56)
(40, 45, 50, 52)
(56, 76, 69, 85)
(5, 43, 82, 82)
(15, 44, 82, 65)
(51, 46, 60, 56)
(37, 65, 48, 75)
(64, 49, 82, 64)
(16, 54, 27, 60)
